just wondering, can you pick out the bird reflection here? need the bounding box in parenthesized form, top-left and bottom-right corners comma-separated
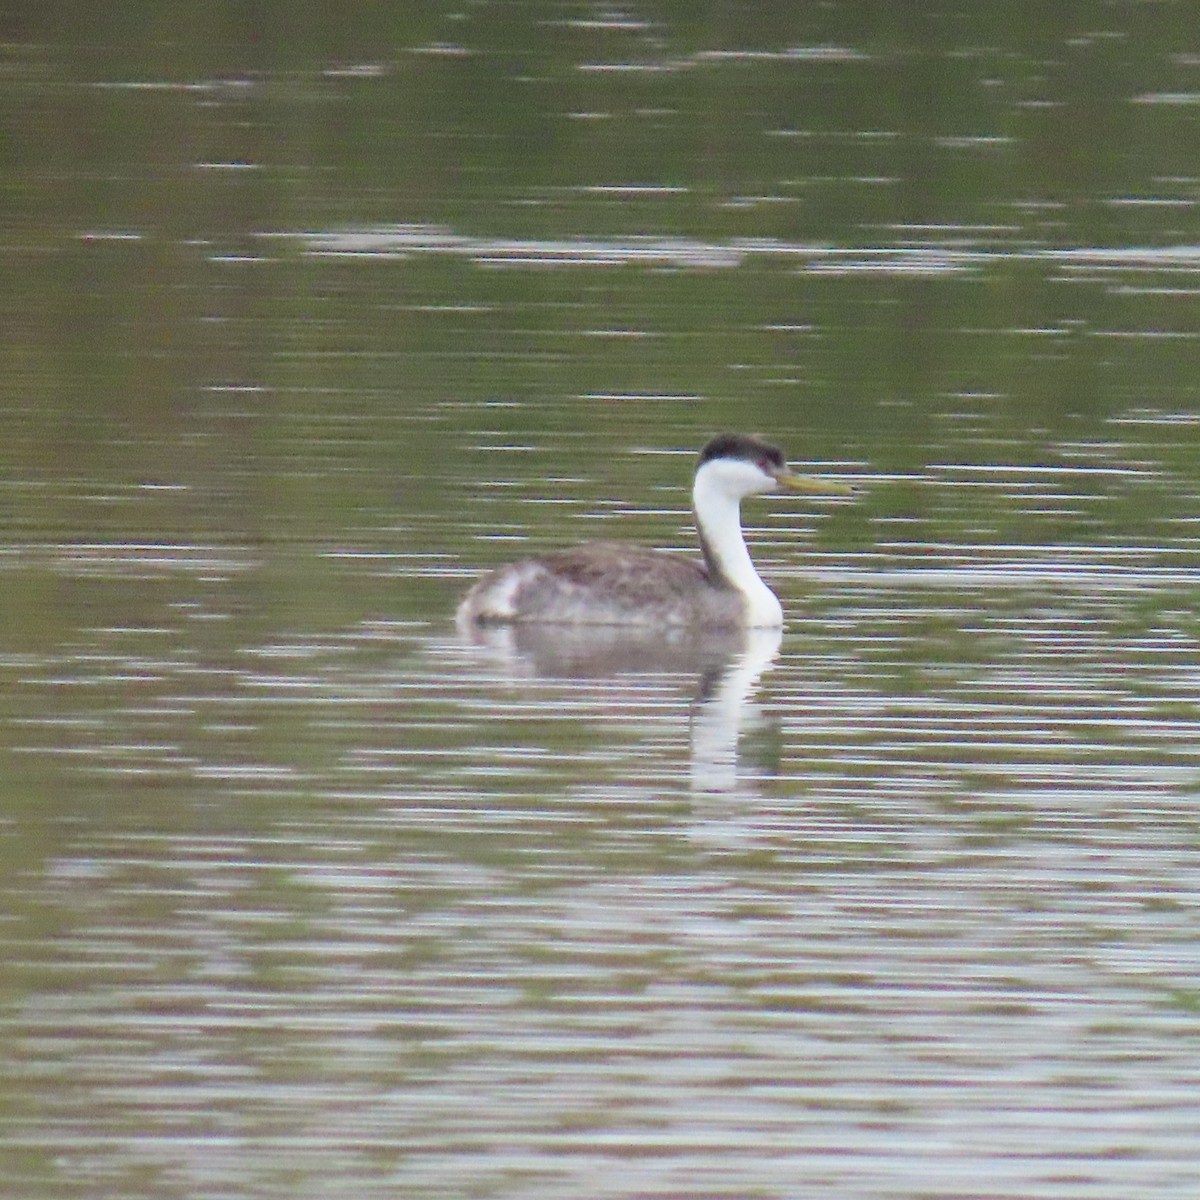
(456, 620, 781, 794)
(688, 626, 781, 793)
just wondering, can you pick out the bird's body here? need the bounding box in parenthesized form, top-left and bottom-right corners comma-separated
(457, 433, 851, 630)
(463, 541, 744, 627)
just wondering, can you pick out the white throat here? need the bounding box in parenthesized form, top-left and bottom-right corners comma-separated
(692, 459, 783, 627)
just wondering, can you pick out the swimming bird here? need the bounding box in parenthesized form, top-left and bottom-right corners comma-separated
(457, 433, 853, 629)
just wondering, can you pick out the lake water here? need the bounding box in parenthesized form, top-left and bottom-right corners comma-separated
(3, 5, 1200, 1198)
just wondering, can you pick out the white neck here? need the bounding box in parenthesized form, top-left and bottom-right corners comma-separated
(692, 461, 783, 627)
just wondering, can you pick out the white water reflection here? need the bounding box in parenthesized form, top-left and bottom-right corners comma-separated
(280, 224, 1200, 278)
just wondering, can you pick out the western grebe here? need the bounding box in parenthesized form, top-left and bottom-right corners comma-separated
(457, 433, 853, 629)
